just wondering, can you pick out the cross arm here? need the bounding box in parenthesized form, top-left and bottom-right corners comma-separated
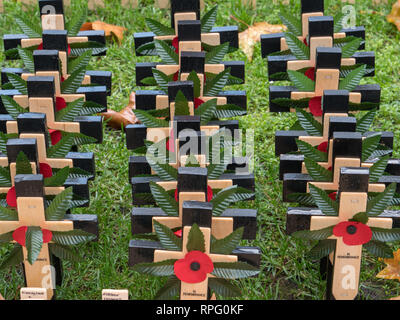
(128, 239, 261, 267)
(130, 207, 257, 239)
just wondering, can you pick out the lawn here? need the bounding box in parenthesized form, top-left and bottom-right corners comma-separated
(1, 0, 400, 300)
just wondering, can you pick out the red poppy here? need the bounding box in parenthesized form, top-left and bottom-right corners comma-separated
(174, 250, 214, 283)
(39, 163, 53, 178)
(309, 96, 322, 116)
(333, 221, 372, 246)
(48, 129, 62, 145)
(328, 166, 332, 171)
(304, 67, 315, 81)
(173, 71, 179, 82)
(42, 229, 53, 243)
(194, 98, 205, 109)
(175, 185, 213, 202)
(12, 226, 52, 247)
(172, 36, 179, 54)
(55, 97, 67, 111)
(328, 192, 337, 201)
(61, 76, 66, 82)
(174, 229, 182, 238)
(303, 37, 308, 47)
(6, 186, 17, 208)
(317, 141, 328, 153)
(13, 226, 28, 246)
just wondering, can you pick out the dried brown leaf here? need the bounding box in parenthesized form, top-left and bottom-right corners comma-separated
(80, 21, 126, 44)
(101, 92, 139, 129)
(239, 22, 286, 61)
(387, 0, 400, 31)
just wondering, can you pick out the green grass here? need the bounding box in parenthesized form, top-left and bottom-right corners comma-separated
(1, 0, 400, 300)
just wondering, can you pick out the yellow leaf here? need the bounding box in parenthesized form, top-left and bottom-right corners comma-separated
(387, 0, 400, 31)
(376, 249, 400, 281)
(80, 21, 127, 44)
(239, 22, 286, 61)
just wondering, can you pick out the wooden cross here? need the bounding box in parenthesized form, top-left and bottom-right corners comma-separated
(261, 0, 366, 58)
(286, 167, 400, 300)
(0, 174, 98, 299)
(126, 83, 240, 151)
(154, 225, 237, 300)
(0, 75, 103, 142)
(270, 47, 368, 115)
(134, 0, 239, 57)
(132, 166, 256, 240)
(3, 0, 106, 58)
(2, 46, 112, 96)
(136, 50, 245, 111)
(282, 131, 400, 201)
(266, 15, 374, 80)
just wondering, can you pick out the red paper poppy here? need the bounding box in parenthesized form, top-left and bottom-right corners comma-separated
(55, 97, 67, 111)
(39, 163, 53, 178)
(303, 37, 308, 47)
(6, 186, 17, 208)
(328, 166, 332, 171)
(328, 192, 337, 201)
(317, 141, 328, 153)
(48, 129, 62, 145)
(61, 76, 66, 83)
(175, 185, 213, 202)
(309, 96, 322, 116)
(42, 229, 53, 243)
(174, 229, 183, 238)
(172, 36, 179, 54)
(304, 67, 315, 81)
(333, 221, 372, 246)
(194, 98, 205, 109)
(13, 226, 28, 246)
(174, 250, 214, 283)
(12, 227, 52, 247)
(173, 71, 179, 82)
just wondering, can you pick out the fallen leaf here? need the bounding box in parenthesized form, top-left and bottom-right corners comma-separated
(238, 21, 286, 61)
(387, 0, 400, 31)
(0, 293, 4, 300)
(80, 21, 126, 44)
(376, 249, 400, 281)
(101, 92, 139, 129)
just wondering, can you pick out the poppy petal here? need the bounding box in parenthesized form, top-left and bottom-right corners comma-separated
(309, 96, 322, 116)
(343, 223, 372, 246)
(38, 42, 43, 50)
(174, 258, 207, 283)
(194, 98, 205, 109)
(67, 44, 71, 55)
(55, 97, 67, 111)
(317, 141, 328, 153)
(13, 226, 28, 247)
(49, 129, 62, 145)
(328, 192, 337, 201)
(207, 185, 213, 202)
(174, 229, 182, 238)
(304, 67, 315, 81)
(172, 36, 179, 53)
(173, 71, 179, 82)
(333, 221, 350, 237)
(6, 186, 17, 208)
(42, 229, 53, 244)
(39, 162, 53, 178)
